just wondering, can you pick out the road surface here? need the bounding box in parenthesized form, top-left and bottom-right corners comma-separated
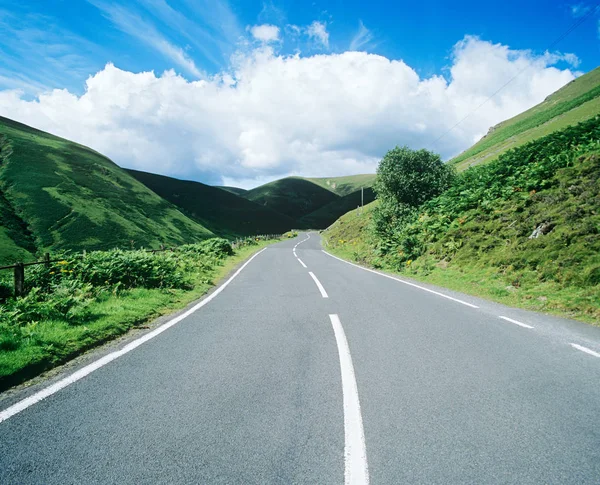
(1, 233, 600, 484)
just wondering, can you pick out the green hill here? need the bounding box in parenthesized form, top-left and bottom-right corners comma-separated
(303, 174, 376, 196)
(325, 116, 600, 323)
(243, 177, 339, 220)
(128, 170, 295, 238)
(451, 66, 600, 170)
(0, 116, 213, 264)
(298, 187, 376, 229)
(216, 186, 248, 196)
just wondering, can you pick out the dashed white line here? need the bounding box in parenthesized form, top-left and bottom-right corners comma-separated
(322, 250, 479, 309)
(329, 314, 369, 485)
(0, 247, 269, 425)
(297, 258, 307, 268)
(570, 343, 600, 358)
(498, 316, 534, 329)
(309, 271, 329, 298)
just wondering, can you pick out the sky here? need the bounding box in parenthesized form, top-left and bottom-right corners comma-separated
(0, 0, 598, 188)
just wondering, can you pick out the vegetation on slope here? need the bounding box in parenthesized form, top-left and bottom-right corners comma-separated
(128, 170, 294, 238)
(325, 117, 600, 323)
(244, 177, 339, 219)
(298, 187, 376, 229)
(304, 174, 376, 196)
(0, 117, 214, 264)
(0, 236, 279, 390)
(216, 186, 248, 196)
(451, 67, 600, 170)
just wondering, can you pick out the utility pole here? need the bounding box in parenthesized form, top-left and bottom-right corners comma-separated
(361, 186, 364, 214)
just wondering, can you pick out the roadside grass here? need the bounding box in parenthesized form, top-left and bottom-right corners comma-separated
(0, 238, 278, 390)
(324, 119, 600, 326)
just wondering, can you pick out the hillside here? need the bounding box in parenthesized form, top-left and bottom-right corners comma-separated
(128, 170, 295, 238)
(216, 186, 248, 196)
(303, 174, 376, 196)
(0, 117, 213, 264)
(325, 116, 600, 323)
(451, 66, 600, 170)
(243, 177, 339, 220)
(298, 187, 376, 229)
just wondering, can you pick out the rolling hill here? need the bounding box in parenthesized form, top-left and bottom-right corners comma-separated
(303, 174, 376, 196)
(128, 170, 295, 238)
(216, 186, 248, 196)
(243, 177, 340, 220)
(451, 66, 600, 170)
(0, 116, 214, 264)
(298, 187, 376, 229)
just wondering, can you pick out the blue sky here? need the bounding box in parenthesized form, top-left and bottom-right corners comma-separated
(1, 0, 597, 94)
(0, 0, 598, 187)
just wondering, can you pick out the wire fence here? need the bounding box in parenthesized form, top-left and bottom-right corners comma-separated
(0, 234, 284, 297)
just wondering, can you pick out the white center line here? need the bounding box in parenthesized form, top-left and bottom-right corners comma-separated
(329, 314, 369, 485)
(0, 247, 269, 424)
(309, 271, 329, 298)
(322, 250, 478, 309)
(570, 343, 600, 358)
(498, 316, 534, 329)
(297, 258, 307, 268)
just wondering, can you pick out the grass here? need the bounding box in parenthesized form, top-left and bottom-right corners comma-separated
(243, 177, 340, 220)
(451, 67, 600, 170)
(303, 174, 376, 196)
(0, 238, 279, 390)
(298, 187, 376, 229)
(0, 116, 214, 264)
(128, 169, 295, 238)
(324, 118, 600, 325)
(216, 186, 248, 196)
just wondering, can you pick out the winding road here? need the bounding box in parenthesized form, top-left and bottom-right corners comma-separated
(1, 233, 600, 484)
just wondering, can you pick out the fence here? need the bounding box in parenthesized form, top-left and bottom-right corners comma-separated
(0, 234, 284, 297)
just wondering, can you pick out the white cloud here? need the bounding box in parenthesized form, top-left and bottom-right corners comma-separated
(306, 21, 329, 49)
(0, 36, 577, 187)
(249, 24, 280, 43)
(570, 3, 591, 17)
(349, 21, 373, 51)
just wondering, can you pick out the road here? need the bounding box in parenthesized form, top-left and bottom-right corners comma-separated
(1, 232, 600, 484)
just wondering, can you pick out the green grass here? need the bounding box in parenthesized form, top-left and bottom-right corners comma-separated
(451, 67, 600, 170)
(216, 186, 248, 196)
(128, 169, 295, 238)
(243, 177, 340, 220)
(0, 117, 214, 264)
(303, 174, 376, 196)
(0, 239, 278, 390)
(324, 118, 600, 325)
(298, 187, 376, 229)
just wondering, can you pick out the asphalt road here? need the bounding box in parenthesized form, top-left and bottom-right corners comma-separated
(1, 233, 600, 484)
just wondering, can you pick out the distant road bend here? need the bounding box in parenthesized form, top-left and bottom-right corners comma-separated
(1, 233, 600, 484)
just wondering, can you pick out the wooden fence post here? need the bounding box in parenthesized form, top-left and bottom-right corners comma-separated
(14, 263, 24, 297)
(44, 252, 50, 268)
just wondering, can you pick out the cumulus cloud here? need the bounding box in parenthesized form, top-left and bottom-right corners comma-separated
(249, 24, 280, 43)
(306, 21, 329, 49)
(0, 36, 577, 188)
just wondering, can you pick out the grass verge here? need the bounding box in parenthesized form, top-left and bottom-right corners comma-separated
(0, 239, 278, 391)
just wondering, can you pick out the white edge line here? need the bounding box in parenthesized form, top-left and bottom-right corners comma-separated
(499, 316, 534, 329)
(297, 258, 307, 268)
(321, 250, 479, 309)
(308, 271, 329, 298)
(570, 343, 600, 358)
(329, 314, 369, 485)
(0, 247, 269, 424)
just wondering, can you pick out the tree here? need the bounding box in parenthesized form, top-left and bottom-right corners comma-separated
(374, 146, 455, 208)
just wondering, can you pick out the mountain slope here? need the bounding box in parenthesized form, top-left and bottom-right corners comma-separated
(451, 66, 600, 170)
(298, 187, 376, 229)
(243, 177, 339, 220)
(0, 116, 213, 263)
(128, 170, 295, 238)
(216, 186, 248, 196)
(303, 174, 376, 196)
